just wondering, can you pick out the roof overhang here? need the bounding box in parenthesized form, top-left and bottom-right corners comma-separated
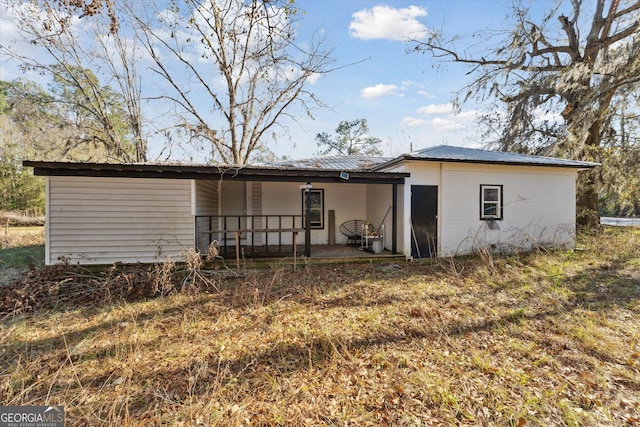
(375, 155, 600, 171)
(23, 161, 409, 185)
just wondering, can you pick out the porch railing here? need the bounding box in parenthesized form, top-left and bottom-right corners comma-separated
(195, 215, 305, 258)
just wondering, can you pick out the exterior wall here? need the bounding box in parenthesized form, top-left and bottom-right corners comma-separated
(213, 181, 397, 247)
(45, 162, 577, 264)
(322, 183, 368, 245)
(258, 181, 306, 245)
(213, 181, 397, 248)
(394, 161, 578, 258)
(395, 184, 405, 253)
(249, 182, 263, 245)
(365, 184, 393, 250)
(439, 163, 577, 256)
(394, 162, 441, 258)
(193, 180, 218, 214)
(47, 176, 193, 265)
(260, 181, 368, 245)
(194, 180, 219, 252)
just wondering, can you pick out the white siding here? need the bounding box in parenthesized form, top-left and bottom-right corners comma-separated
(439, 163, 577, 256)
(194, 180, 219, 252)
(47, 176, 193, 265)
(194, 180, 218, 215)
(250, 182, 263, 245)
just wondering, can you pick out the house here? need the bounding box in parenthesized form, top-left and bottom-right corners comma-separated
(24, 145, 598, 265)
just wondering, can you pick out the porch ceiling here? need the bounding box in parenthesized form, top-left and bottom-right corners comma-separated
(24, 161, 408, 185)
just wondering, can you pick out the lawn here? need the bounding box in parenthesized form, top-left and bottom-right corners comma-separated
(0, 225, 45, 285)
(1, 227, 639, 426)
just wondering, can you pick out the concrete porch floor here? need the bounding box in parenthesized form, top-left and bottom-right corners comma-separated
(217, 244, 406, 266)
(310, 244, 403, 259)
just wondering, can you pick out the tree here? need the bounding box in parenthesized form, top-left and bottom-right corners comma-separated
(412, 0, 640, 226)
(0, 140, 45, 214)
(315, 119, 383, 156)
(249, 143, 279, 163)
(0, 80, 56, 160)
(2, 0, 333, 166)
(598, 91, 640, 216)
(2, 0, 148, 162)
(49, 65, 137, 162)
(130, 0, 333, 165)
(0, 80, 48, 213)
(0, 76, 141, 212)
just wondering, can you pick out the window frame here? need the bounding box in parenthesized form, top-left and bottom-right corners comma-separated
(301, 188, 325, 229)
(479, 184, 503, 221)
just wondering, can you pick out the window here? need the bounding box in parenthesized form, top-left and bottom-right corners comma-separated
(302, 188, 324, 229)
(480, 184, 503, 220)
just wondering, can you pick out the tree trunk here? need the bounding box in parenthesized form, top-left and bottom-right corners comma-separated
(575, 117, 604, 229)
(576, 169, 600, 229)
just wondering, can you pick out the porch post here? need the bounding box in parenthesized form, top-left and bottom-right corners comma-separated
(304, 182, 311, 257)
(392, 184, 398, 254)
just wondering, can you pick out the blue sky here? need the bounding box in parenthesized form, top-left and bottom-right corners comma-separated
(277, 0, 519, 159)
(0, 0, 555, 161)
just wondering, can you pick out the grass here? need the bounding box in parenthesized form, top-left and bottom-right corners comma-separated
(0, 225, 45, 285)
(1, 227, 639, 426)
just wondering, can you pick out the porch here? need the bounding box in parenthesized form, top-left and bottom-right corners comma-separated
(306, 244, 405, 263)
(196, 214, 305, 259)
(191, 161, 409, 267)
(195, 214, 403, 267)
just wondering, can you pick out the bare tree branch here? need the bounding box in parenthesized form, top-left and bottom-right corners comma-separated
(411, 0, 640, 225)
(130, 0, 334, 165)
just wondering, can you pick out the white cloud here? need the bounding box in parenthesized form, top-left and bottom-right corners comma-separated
(432, 117, 466, 131)
(417, 103, 454, 115)
(401, 116, 427, 127)
(402, 107, 478, 131)
(432, 111, 477, 132)
(456, 110, 478, 120)
(417, 90, 435, 99)
(307, 72, 322, 84)
(349, 5, 428, 41)
(361, 83, 398, 99)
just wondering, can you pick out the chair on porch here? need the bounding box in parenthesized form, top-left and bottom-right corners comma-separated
(339, 219, 368, 246)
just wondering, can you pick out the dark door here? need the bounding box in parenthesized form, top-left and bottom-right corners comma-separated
(411, 185, 438, 258)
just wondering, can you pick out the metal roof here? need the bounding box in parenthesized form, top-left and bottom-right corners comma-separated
(22, 145, 598, 184)
(374, 145, 600, 170)
(256, 155, 392, 171)
(23, 160, 408, 184)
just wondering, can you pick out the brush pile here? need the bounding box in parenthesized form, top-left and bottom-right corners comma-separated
(0, 247, 230, 316)
(0, 211, 45, 227)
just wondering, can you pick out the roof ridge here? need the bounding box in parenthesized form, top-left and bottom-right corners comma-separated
(373, 144, 599, 170)
(413, 145, 598, 162)
(410, 144, 446, 155)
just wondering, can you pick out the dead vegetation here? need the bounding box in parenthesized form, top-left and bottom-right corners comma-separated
(0, 211, 45, 228)
(1, 227, 639, 426)
(1, 224, 44, 285)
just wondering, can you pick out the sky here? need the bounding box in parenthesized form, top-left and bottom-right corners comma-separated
(0, 0, 552, 161)
(274, 0, 519, 159)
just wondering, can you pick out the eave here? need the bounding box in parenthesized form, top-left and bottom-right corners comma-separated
(374, 155, 600, 171)
(23, 161, 409, 185)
